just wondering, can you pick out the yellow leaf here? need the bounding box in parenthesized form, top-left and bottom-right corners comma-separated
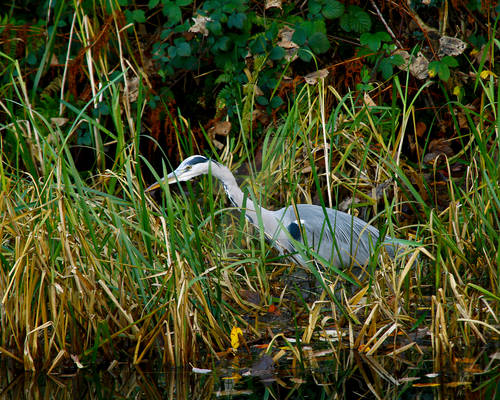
(480, 70, 497, 79)
(453, 86, 461, 96)
(413, 383, 441, 387)
(231, 326, 243, 350)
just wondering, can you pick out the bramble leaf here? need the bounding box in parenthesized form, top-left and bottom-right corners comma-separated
(309, 32, 330, 54)
(269, 46, 285, 60)
(227, 12, 246, 29)
(322, 1, 344, 19)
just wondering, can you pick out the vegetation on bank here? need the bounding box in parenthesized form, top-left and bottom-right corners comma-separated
(0, 1, 498, 395)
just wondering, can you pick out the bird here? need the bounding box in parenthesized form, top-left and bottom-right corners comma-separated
(146, 155, 398, 270)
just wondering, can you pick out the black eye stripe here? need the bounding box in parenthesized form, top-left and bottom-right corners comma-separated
(185, 156, 208, 166)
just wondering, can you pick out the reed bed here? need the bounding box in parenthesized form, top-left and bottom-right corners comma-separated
(0, 11, 498, 388)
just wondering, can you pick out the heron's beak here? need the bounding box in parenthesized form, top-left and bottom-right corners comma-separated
(145, 172, 177, 192)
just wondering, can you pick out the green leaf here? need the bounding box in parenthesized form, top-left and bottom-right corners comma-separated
(360, 31, 391, 51)
(160, 28, 171, 40)
(340, 6, 371, 33)
(168, 46, 177, 58)
(207, 20, 222, 35)
(269, 46, 285, 60)
(428, 61, 439, 78)
(227, 12, 246, 29)
(308, 32, 330, 54)
(176, 42, 191, 56)
(215, 73, 231, 84)
(438, 63, 450, 81)
(378, 58, 393, 80)
(176, 0, 192, 5)
(322, 1, 344, 19)
(429, 61, 451, 81)
(292, 27, 307, 46)
(256, 96, 268, 106)
(148, 0, 160, 8)
(309, 1, 322, 15)
(376, 31, 391, 42)
(298, 47, 312, 62)
(98, 102, 110, 116)
(26, 53, 37, 65)
(360, 33, 380, 51)
(183, 56, 198, 70)
(215, 36, 231, 52)
(339, 13, 353, 32)
(173, 20, 190, 33)
(250, 35, 266, 54)
(163, 3, 181, 26)
(389, 54, 405, 66)
(354, 11, 371, 33)
(441, 56, 459, 67)
(132, 9, 146, 23)
(270, 95, 284, 108)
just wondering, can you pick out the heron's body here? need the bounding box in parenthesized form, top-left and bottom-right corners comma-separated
(147, 155, 397, 268)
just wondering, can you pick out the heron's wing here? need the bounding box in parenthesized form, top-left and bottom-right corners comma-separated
(283, 205, 382, 267)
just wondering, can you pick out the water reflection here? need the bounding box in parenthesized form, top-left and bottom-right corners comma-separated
(0, 349, 498, 399)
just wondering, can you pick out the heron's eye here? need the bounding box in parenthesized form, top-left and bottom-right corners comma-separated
(185, 165, 192, 171)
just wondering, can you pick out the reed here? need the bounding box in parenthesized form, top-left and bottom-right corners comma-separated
(0, 3, 498, 378)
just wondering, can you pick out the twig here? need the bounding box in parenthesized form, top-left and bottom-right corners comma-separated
(370, 0, 403, 48)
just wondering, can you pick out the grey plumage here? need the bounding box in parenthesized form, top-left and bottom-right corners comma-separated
(146, 155, 397, 269)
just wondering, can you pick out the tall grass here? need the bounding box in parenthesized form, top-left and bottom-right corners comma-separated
(0, 4, 498, 382)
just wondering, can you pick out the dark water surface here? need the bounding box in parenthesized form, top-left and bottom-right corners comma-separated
(1, 348, 498, 399)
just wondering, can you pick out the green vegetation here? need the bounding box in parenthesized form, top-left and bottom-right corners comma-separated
(0, 1, 498, 395)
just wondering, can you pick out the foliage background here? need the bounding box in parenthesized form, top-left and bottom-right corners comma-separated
(0, 1, 498, 391)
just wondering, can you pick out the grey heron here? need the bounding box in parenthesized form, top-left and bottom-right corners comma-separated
(146, 155, 398, 269)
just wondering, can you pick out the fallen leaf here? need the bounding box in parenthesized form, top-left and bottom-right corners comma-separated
(424, 138, 454, 163)
(304, 69, 329, 85)
(189, 14, 212, 37)
(231, 326, 243, 350)
(399, 377, 421, 383)
(395, 50, 429, 80)
(445, 381, 472, 388)
(208, 121, 231, 137)
(277, 27, 299, 61)
(438, 36, 467, 57)
(268, 304, 280, 315)
(277, 27, 299, 49)
(265, 0, 282, 10)
(239, 289, 260, 305)
(127, 76, 140, 102)
(290, 377, 307, 384)
(416, 121, 426, 138)
(51, 117, 68, 127)
(192, 367, 212, 374)
(71, 354, 84, 369)
(363, 92, 376, 107)
(413, 383, 441, 387)
(50, 53, 59, 66)
(480, 70, 497, 79)
(215, 389, 252, 396)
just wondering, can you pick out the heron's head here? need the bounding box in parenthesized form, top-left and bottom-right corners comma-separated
(146, 155, 213, 192)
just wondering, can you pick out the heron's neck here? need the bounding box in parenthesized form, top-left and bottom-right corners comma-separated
(212, 164, 273, 228)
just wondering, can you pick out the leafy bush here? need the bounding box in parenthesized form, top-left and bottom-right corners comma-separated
(146, 0, 379, 117)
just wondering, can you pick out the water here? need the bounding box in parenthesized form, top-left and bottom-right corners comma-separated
(1, 347, 498, 399)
